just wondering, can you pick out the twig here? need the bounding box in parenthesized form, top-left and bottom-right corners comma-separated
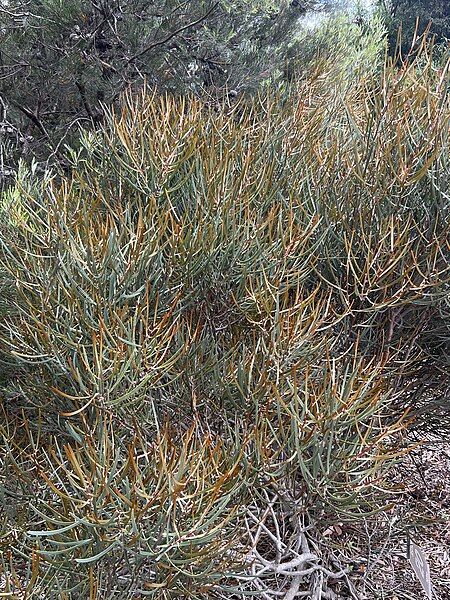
(11, 101, 49, 138)
(284, 574, 302, 600)
(126, 3, 218, 63)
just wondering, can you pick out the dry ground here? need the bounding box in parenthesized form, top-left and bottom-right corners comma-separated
(331, 439, 450, 599)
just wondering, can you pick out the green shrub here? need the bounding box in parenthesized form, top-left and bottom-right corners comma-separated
(0, 44, 448, 597)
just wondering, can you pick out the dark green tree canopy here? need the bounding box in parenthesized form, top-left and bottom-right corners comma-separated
(0, 0, 321, 168)
(384, 0, 450, 53)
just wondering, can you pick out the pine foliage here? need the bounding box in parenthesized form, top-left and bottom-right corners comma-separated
(0, 0, 320, 171)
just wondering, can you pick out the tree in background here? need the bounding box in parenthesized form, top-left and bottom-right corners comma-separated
(0, 0, 323, 174)
(381, 0, 450, 55)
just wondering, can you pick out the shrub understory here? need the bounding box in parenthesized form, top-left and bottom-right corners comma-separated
(0, 41, 449, 599)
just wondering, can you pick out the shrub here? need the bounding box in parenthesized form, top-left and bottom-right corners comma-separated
(0, 44, 448, 597)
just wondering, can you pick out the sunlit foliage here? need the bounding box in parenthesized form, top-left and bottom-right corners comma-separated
(0, 41, 449, 597)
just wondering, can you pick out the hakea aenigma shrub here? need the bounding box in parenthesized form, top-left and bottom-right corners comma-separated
(1, 358, 405, 598)
(0, 45, 449, 597)
(1, 416, 250, 598)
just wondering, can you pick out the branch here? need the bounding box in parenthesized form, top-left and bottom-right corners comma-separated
(11, 101, 49, 138)
(11, 101, 66, 162)
(75, 80, 96, 121)
(284, 575, 302, 600)
(126, 3, 218, 64)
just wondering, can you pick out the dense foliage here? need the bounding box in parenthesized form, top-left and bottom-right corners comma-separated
(0, 31, 448, 596)
(0, 0, 325, 174)
(384, 0, 450, 54)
